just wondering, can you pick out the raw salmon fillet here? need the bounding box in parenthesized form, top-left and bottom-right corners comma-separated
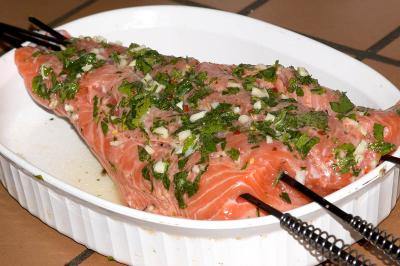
(14, 36, 400, 220)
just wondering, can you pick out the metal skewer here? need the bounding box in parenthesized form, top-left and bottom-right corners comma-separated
(280, 173, 400, 264)
(382, 154, 400, 165)
(240, 193, 372, 265)
(0, 22, 68, 50)
(28, 17, 68, 41)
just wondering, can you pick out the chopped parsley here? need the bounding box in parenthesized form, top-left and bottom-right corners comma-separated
(152, 162, 170, 190)
(241, 161, 249, 170)
(101, 121, 108, 135)
(294, 133, 320, 158)
(128, 45, 164, 74)
(187, 86, 212, 108)
(138, 146, 151, 162)
(178, 157, 189, 170)
(232, 64, 252, 78)
(310, 86, 326, 95)
(32, 48, 104, 102)
(369, 142, 395, 155)
(257, 64, 277, 82)
(222, 87, 240, 95)
(373, 123, 384, 141)
(279, 192, 291, 204)
(369, 123, 395, 155)
(92, 96, 99, 119)
(288, 78, 304, 96)
(110, 51, 120, 64)
(142, 166, 151, 181)
(272, 173, 282, 187)
(34, 174, 44, 181)
(333, 143, 359, 175)
(173, 170, 205, 208)
(124, 94, 151, 130)
(330, 93, 355, 117)
(32, 75, 50, 99)
(227, 148, 240, 161)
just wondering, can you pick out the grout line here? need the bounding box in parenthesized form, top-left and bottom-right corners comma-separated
(356, 26, 400, 60)
(171, 0, 217, 9)
(296, 32, 400, 67)
(236, 0, 400, 67)
(238, 0, 270, 15)
(64, 249, 94, 266)
(48, 0, 98, 27)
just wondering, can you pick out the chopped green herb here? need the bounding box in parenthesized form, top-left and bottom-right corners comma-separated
(118, 80, 133, 95)
(222, 87, 240, 95)
(130, 48, 164, 74)
(178, 157, 189, 170)
(369, 141, 395, 155)
(138, 146, 151, 162)
(34, 174, 44, 181)
(330, 93, 355, 114)
(176, 79, 193, 96)
(257, 64, 277, 82)
(110, 51, 120, 64)
(173, 169, 205, 208)
(242, 76, 256, 91)
(232, 64, 252, 78)
(32, 75, 50, 99)
(279, 192, 291, 204)
(142, 165, 151, 180)
(297, 74, 318, 85)
(92, 96, 99, 119)
(125, 95, 151, 129)
(241, 161, 249, 170)
(152, 162, 170, 190)
(272, 173, 282, 187)
(373, 123, 385, 141)
(310, 86, 326, 95)
(369, 123, 395, 155)
(101, 121, 109, 135)
(288, 78, 304, 96)
(187, 87, 212, 108)
(334, 143, 359, 174)
(200, 134, 218, 155)
(227, 148, 240, 161)
(297, 111, 328, 131)
(294, 134, 319, 158)
(57, 81, 79, 102)
(182, 135, 197, 154)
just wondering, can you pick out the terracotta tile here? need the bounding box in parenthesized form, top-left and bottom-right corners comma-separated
(379, 37, 400, 60)
(0, 185, 85, 266)
(362, 59, 400, 90)
(80, 252, 125, 266)
(62, 0, 177, 24)
(0, 0, 85, 29)
(190, 0, 254, 12)
(250, 0, 400, 50)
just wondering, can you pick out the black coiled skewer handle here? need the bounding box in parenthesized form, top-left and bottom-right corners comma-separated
(280, 213, 373, 266)
(349, 215, 400, 263)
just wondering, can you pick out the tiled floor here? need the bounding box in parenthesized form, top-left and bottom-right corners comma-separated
(1, 1, 400, 265)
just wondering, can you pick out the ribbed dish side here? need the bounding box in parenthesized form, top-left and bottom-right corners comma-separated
(0, 153, 399, 266)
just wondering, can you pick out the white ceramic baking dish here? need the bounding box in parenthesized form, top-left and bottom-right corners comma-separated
(0, 6, 399, 266)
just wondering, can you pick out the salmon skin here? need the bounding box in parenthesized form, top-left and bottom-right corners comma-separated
(14, 36, 400, 220)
